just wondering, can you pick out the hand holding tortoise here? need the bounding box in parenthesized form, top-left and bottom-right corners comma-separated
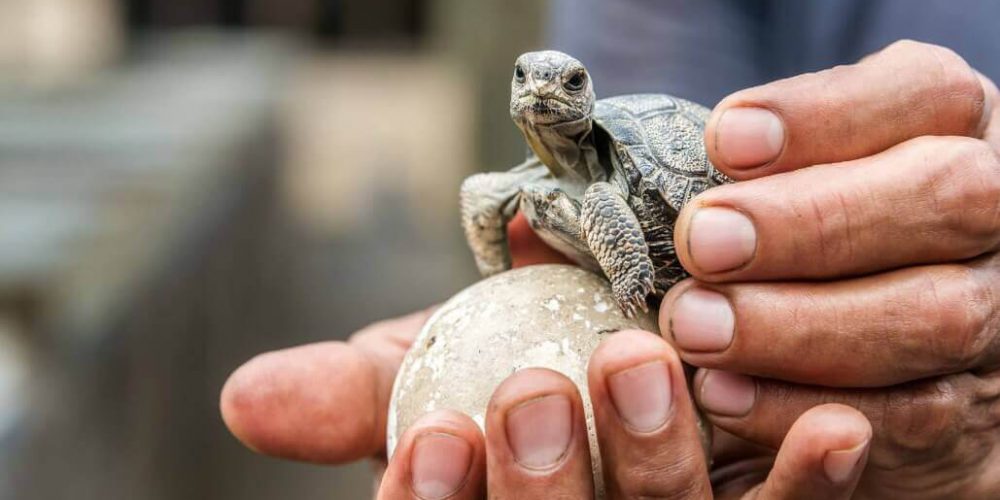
(666, 39, 1000, 498)
(219, 40, 1000, 498)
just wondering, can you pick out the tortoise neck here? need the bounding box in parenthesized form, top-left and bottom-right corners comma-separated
(519, 117, 604, 188)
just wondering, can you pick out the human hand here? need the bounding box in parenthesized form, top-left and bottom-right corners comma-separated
(218, 217, 568, 464)
(221, 216, 878, 498)
(663, 40, 1000, 498)
(381, 330, 876, 499)
(222, 316, 872, 498)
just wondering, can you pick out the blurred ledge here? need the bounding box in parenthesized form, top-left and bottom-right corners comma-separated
(0, 30, 299, 340)
(279, 52, 474, 235)
(0, 0, 122, 90)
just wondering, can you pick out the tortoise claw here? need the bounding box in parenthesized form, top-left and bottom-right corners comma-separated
(613, 275, 654, 318)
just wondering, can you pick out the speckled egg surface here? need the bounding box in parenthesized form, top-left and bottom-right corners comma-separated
(386, 264, 661, 495)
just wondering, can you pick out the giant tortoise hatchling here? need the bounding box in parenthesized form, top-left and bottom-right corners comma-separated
(461, 50, 731, 315)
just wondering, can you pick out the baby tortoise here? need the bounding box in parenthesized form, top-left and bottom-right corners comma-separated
(461, 50, 730, 316)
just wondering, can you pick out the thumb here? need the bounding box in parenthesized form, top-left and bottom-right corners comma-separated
(220, 309, 431, 463)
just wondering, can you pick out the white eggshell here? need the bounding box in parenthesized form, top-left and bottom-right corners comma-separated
(388, 264, 676, 496)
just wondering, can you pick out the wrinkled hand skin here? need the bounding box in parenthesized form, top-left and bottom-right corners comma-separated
(660, 40, 1000, 499)
(219, 216, 873, 499)
(222, 316, 872, 499)
(220, 40, 1000, 499)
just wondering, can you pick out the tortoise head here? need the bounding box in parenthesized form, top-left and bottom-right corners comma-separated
(510, 51, 595, 127)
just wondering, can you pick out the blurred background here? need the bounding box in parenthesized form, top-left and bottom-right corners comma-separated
(6, 1, 998, 499)
(0, 0, 547, 498)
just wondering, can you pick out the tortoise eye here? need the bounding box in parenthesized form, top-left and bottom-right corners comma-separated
(564, 71, 586, 92)
(514, 65, 526, 83)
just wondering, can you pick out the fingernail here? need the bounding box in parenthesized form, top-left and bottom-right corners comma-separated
(607, 361, 673, 432)
(687, 207, 756, 273)
(670, 288, 735, 352)
(411, 432, 472, 499)
(823, 440, 869, 484)
(697, 370, 755, 417)
(506, 395, 573, 469)
(715, 107, 784, 168)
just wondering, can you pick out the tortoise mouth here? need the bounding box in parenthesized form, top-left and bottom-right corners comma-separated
(516, 96, 582, 125)
(531, 100, 558, 114)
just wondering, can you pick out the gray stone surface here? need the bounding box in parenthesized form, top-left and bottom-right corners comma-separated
(387, 264, 661, 497)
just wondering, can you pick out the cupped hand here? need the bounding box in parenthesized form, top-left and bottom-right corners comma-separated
(381, 331, 873, 499)
(220, 217, 874, 498)
(223, 315, 871, 499)
(663, 40, 1000, 498)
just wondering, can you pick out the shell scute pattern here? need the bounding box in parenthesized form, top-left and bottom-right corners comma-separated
(598, 94, 679, 116)
(594, 94, 730, 212)
(464, 50, 739, 314)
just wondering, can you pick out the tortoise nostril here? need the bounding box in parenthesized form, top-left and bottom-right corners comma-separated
(534, 68, 553, 81)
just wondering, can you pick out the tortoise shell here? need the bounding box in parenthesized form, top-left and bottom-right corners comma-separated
(593, 94, 731, 211)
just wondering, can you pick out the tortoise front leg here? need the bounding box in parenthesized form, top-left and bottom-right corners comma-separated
(519, 184, 599, 269)
(581, 182, 655, 317)
(460, 164, 546, 276)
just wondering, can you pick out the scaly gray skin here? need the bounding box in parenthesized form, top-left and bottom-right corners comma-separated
(461, 50, 716, 316)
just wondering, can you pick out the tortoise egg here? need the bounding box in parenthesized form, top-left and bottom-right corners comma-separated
(386, 264, 659, 497)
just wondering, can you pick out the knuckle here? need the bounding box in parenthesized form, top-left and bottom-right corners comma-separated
(793, 181, 864, 272)
(880, 377, 966, 460)
(883, 39, 963, 70)
(885, 40, 984, 132)
(924, 267, 996, 372)
(911, 134, 977, 151)
(929, 44, 973, 83)
(883, 38, 931, 55)
(920, 137, 1000, 246)
(945, 133, 999, 166)
(967, 143, 1000, 241)
(616, 449, 708, 499)
(886, 39, 970, 80)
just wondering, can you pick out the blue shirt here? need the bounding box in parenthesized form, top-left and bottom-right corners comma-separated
(549, 0, 1000, 107)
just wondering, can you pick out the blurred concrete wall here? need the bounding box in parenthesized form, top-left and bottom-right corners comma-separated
(0, 0, 122, 86)
(429, 0, 547, 171)
(0, 1, 548, 499)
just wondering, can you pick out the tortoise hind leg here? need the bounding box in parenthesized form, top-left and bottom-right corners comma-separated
(581, 182, 655, 317)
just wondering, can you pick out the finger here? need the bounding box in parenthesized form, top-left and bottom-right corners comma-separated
(662, 254, 1000, 387)
(484, 368, 594, 498)
(705, 39, 989, 178)
(219, 309, 432, 463)
(508, 212, 574, 268)
(979, 71, 1000, 149)
(711, 427, 775, 475)
(587, 330, 712, 499)
(692, 368, 991, 473)
(707, 438, 773, 500)
(673, 135, 1000, 280)
(747, 405, 871, 500)
(377, 410, 486, 500)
